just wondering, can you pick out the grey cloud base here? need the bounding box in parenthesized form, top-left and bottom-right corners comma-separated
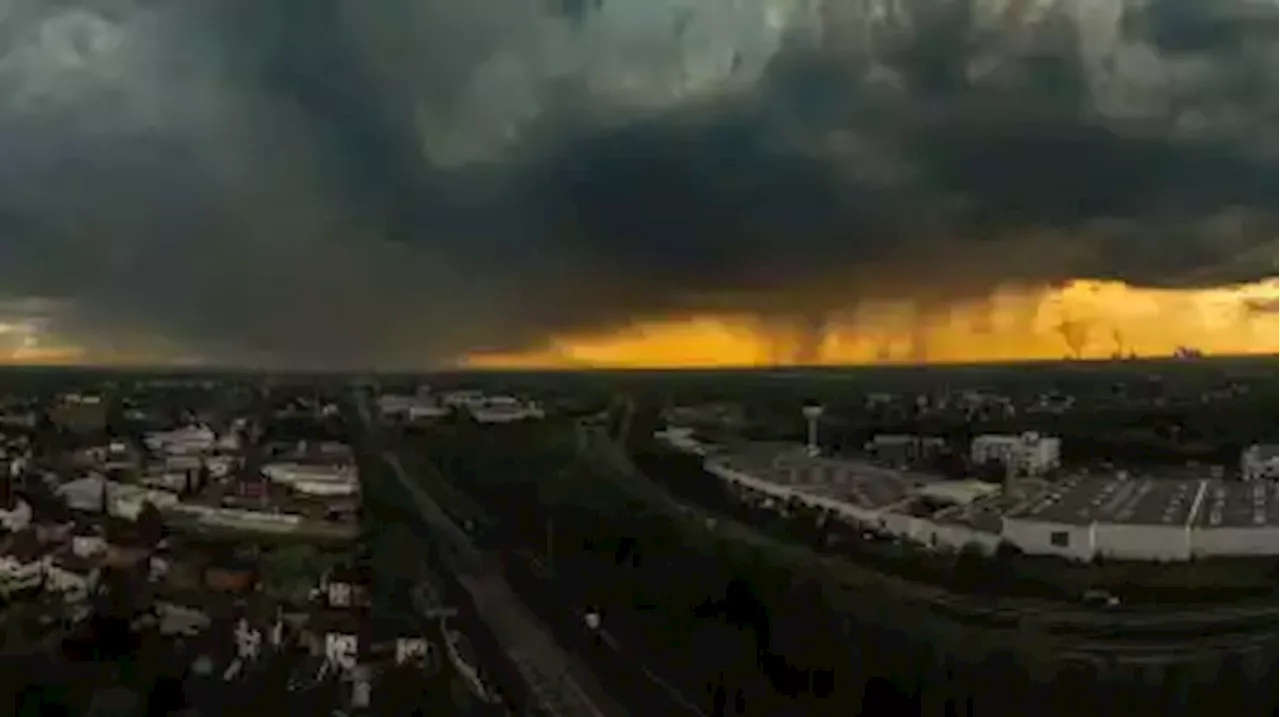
(0, 0, 1274, 368)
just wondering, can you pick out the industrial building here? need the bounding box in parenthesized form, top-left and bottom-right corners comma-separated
(970, 432, 1060, 477)
(1240, 443, 1278, 481)
(1002, 478, 1201, 561)
(864, 434, 947, 466)
(687, 436, 1278, 563)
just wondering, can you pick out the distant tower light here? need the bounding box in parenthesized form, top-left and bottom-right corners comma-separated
(801, 404, 825, 457)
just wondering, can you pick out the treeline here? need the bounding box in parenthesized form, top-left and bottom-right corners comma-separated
(353, 427, 533, 717)
(414, 422, 1064, 711)
(627, 438, 1278, 605)
(404, 423, 1277, 716)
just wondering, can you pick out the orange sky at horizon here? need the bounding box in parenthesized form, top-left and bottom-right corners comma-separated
(464, 278, 1280, 369)
(0, 320, 81, 365)
(0, 278, 1276, 368)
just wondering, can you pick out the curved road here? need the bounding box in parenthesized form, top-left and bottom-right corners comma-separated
(580, 424, 1277, 656)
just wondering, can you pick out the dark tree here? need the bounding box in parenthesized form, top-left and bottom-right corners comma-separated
(975, 459, 1008, 484)
(135, 502, 165, 547)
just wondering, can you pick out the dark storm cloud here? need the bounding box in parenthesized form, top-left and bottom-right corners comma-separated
(0, 0, 1274, 368)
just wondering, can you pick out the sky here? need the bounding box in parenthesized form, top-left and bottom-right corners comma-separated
(0, 0, 1276, 369)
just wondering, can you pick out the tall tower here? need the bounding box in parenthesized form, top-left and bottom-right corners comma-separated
(802, 404, 824, 457)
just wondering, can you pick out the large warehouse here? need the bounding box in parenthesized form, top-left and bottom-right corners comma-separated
(705, 448, 1005, 553)
(693, 438, 1279, 562)
(1001, 477, 1277, 561)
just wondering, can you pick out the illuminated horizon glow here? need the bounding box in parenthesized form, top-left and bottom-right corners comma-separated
(0, 278, 1276, 368)
(463, 278, 1280, 369)
(5, 346, 86, 364)
(0, 320, 82, 365)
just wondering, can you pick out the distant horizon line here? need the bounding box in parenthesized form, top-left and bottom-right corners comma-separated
(0, 353, 1275, 376)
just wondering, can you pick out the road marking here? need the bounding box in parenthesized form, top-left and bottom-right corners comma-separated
(1185, 479, 1210, 528)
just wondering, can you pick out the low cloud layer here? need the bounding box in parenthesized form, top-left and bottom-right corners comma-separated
(0, 0, 1275, 368)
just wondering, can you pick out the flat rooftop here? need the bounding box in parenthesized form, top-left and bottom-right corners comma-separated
(931, 480, 1047, 533)
(714, 451, 912, 510)
(1004, 478, 1199, 526)
(1006, 477, 1279, 529)
(714, 444, 1280, 531)
(933, 505, 1004, 534)
(806, 475, 912, 510)
(1190, 481, 1278, 529)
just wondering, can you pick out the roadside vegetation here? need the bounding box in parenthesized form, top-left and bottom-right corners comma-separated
(392, 414, 1272, 717)
(624, 426, 1278, 606)
(352, 414, 536, 716)
(376, 361, 1276, 716)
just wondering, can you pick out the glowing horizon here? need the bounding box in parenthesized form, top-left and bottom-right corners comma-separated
(463, 278, 1280, 369)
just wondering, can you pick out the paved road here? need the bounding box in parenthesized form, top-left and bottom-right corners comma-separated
(580, 424, 1278, 649)
(355, 392, 625, 717)
(507, 549, 708, 717)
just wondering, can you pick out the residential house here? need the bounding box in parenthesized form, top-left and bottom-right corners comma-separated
(0, 499, 32, 534)
(323, 564, 372, 610)
(150, 601, 212, 637)
(1241, 444, 1279, 482)
(45, 553, 100, 603)
(70, 523, 107, 559)
(0, 529, 46, 597)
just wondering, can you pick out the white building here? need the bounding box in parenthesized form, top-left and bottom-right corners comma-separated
(71, 530, 107, 559)
(378, 394, 450, 420)
(0, 500, 32, 533)
(688, 440, 1278, 563)
(654, 427, 711, 456)
(440, 390, 484, 409)
(145, 425, 218, 456)
(1240, 444, 1278, 482)
(58, 475, 177, 520)
(115, 491, 179, 520)
(351, 667, 373, 709)
(207, 456, 236, 478)
(164, 455, 203, 472)
(865, 434, 947, 464)
(140, 472, 191, 493)
(970, 432, 1060, 477)
(395, 636, 432, 666)
(167, 504, 304, 532)
(148, 554, 171, 583)
(155, 602, 212, 637)
(44, 560, 99, 603)
(262, 462, 359, 497)
(1001, 477, 1279, 562)
(327, 580, 353, 608)
(0, 541, 45, 597)
(217, 432, 243, 452)
(324, 632, 359, 672)
(234, 618, 264, 662)
(914, 480, 1001, 507)
(468, 396, 545, 424)
(58, 475, 114, 513)
(377, 394, 414, 415)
